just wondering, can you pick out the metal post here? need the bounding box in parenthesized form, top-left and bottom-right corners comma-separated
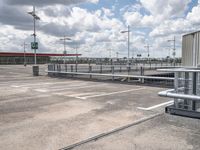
(140, 66, 144, 83)
(128, 25, 130, 67)
(192, 72, 197, 110)
(89, 65, 92, 79)
(33, 6, 37, 65)
(71, 65, 73, 72)
(173, 36, 176, 66)
(174, 72, 179, 108)
(22, 42, 28, 66)
(65, 64, 67, 72)
(100, 63, 102, 73)
(111, 66, 114, 81)
(75, 45, 78, 72)
(184, 72, 190, 110)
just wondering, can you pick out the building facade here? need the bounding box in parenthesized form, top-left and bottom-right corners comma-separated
(182, 31, 200, 67)
(0, 52, 81, 64)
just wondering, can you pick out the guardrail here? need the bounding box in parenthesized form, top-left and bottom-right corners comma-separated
(158, 67, 200, 118)
(47, 70, 174, 81)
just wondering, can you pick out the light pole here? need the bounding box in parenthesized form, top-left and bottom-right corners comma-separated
(28, 6, 40, 65)
(121, 25, 130, 66)
(116, 52, 119, 59)
(75, 43, 78, 72)
(144, 44, 152, 61)
(60, 36, 71, 64)
(22, 42, 28, 66)
(168, 36, 176, 66)
(60, 36, 72, 54)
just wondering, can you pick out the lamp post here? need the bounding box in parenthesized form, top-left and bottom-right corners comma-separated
(116, 52, 119, 59)
(22, 42, 28, 66)
(60, 36, 72, 54)
(60, 36, 71, 64)
(28, 6, 40, 65)
(121, 25, 130, 67)
(75, 43, 78, 72)
(167, 36, 176, 66)
(144, 44, 152, 62)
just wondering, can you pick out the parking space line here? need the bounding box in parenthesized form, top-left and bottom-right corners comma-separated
(76, 87, 146, 99)
(68, 92, 101, 97)
(137, 100, 173, 111)
(0, 95, 50, 104)
(51, 84, 108, 93)
(10, 81, 82, 87)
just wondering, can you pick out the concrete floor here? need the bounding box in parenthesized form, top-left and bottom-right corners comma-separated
(0, 65, 199, 150)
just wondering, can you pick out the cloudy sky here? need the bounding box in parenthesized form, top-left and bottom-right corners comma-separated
(0, 0, 199, 58)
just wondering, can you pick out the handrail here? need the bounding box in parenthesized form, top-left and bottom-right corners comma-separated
(158, 89, 200, 101)
(47, 70, 174, 81)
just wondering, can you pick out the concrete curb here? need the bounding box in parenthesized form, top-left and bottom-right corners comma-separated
(59, 113, 163, 150)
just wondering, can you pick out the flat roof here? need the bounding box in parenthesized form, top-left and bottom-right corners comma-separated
(0, 52, 81, 57)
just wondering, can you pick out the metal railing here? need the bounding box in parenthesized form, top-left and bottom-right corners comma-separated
(158, 68, 200, 117)
(47, 64, 174, 86)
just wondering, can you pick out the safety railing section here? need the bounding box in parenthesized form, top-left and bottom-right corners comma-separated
(158, 68, 200, 118)
(48, 63, 179, 74)
(47, 64, 174, 87)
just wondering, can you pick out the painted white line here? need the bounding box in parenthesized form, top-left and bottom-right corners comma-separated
(52, 84, 107, 93)
(137, 100, 173, 111)
(0, 95, 50, 104)
(68, 92, 101, 97)
(76, 87, 146, 99)
(10, 81, 81, 88)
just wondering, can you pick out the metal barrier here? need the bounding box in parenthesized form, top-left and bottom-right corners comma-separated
(158, 68, 200, 118)
(48, 63, 179, 74)
(47, 64, 174, 86)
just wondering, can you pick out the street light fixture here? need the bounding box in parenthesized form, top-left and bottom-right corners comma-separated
(60, 36, 72, 64)
(121, 25, 130, 67)
(60, 36, 72, 54)
(28, 6, 40, 65)
(61, 37, 79, 72)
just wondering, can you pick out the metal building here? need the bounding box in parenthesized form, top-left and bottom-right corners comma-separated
(182, 31, 200, 67)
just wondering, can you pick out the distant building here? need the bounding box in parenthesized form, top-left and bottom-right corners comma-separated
(182, 31, 200, 67)
(0, 52, 81, 64)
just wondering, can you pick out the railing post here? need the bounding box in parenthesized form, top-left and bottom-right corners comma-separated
(127, 66, 131, 82)
(70, 65, 74, 77)
(100, 63, 102, 73)
(53, 64, 55, 71)
(192, 72, 197, 110)
(65, 64, 67, 72)
(111, 66, 114, 81)
(75, 63, 78, 72)
(140, 66, 144, 83)
(71, 65, 73, 72)
(174, 72, 179, 108)
(89, 65, 92, 79)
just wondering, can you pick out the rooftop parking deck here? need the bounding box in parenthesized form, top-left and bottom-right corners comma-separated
(0, 65, 199, 150)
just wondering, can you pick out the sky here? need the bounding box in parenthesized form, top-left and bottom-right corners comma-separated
(0, 0, 200, 58)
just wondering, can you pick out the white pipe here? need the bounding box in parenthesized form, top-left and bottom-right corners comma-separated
(158, 89, 200, 101)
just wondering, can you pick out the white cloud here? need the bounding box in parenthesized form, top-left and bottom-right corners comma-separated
(0, 0, 199, 58)
(140, 0, 191, 19)
(186, 4, 200, 25)
(102, 7, 114, 17)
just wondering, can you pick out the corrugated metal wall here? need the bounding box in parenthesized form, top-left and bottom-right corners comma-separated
(182, 31, 200, 67)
